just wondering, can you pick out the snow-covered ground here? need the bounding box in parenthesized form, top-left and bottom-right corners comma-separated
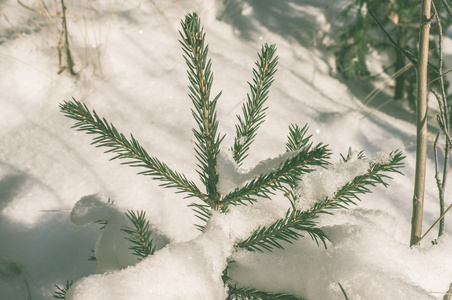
(0, 0, 451, 299)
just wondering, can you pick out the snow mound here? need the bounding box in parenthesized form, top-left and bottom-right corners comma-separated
(70, 194, 169, 273)
(228, 208, 452, 299)
(66, 196, 288, 299)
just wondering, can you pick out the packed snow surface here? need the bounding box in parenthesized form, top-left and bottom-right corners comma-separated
(1, 0, 452, 299)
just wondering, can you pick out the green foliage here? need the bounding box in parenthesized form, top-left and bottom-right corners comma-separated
(60, 12, 405, 299)
(338, 282, 350, 300)
(313, 150, 404, 210)
(227, 285, 305, 300)
(333, 0, 452, 105)
(340, 147, 365, 162)
(334, 0, 371, 79)
(53, 280, 73, 299)
(122, 210, 156, 259)
(59, 100, 206, 202)
(285, 124, 311, 153)
(60, 14, 329, 217)
(236, 150, 404, 253)
(221, 143, 330, 209)
(180, 13, 224, 207)
(231, 44, 278, 166)
(236, 208, 328, 252)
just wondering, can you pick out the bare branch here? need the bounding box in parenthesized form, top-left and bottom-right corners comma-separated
(368, 10, 418, 67)
(415, 201, 452, 245)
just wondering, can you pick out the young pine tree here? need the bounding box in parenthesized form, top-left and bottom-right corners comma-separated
(58, 12, 404, 300)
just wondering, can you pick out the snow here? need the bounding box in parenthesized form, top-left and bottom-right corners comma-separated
(229, 208, 452, 299)
(66, 214, 233, 300)
(295, 150, 393, 211)
(1, 0, 452, 299)
(66, 202, 287, 300)
(216, 147, 301, 195)
(70, 194, 169, 273)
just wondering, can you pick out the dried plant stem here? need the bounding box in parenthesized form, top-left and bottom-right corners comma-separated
(432, 2, 451, 239)
(58, 0, 77, 76)
(433, 133, 448, 236)
(415, 194, 452, 245)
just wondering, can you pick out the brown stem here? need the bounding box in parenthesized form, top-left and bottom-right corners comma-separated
(60, 0, 77, 76)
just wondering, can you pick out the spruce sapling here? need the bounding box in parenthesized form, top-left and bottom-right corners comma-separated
(59, 12, 404, 299)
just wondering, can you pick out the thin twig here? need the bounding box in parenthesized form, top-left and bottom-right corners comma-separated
(433, 3, 447, 108)
(432, 4, 448, 238)
(428, 68, 452, 85)
(415, 201, 452, 245)
(17, 0, 44, 14)
(369, 9, 439, 74)
(439, 0, 452, 21)
(25, 278, 31, 300)
(368, 9, 418, 67)
(60, 0, 77, 76)
(432, 89, 451, 148)
(433, 133, 446, 236)
(431, 4, 452, 238)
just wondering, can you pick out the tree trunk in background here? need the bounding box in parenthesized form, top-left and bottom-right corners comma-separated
(394, 26, 407, 100)
(410, 0, 431, 247)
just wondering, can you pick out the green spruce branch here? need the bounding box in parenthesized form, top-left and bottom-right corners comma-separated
(232, 44, 278, 166)
(236, 150, 405, 252)
(53, 280, 73, 299)
(221, 143, 330, 209)
(236, 208, 328, 252)
(179, 13, 224, 209)
(189, 202, 213, 231)
(313, 150, 405, 212)
(340, 147, 365, 162)
(285, 124, 311, 152)
(122, 210, 156, 259)
(59, 100, 207, 203)
(284, 124, 322, 209)
(227, 285, 305, 300)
